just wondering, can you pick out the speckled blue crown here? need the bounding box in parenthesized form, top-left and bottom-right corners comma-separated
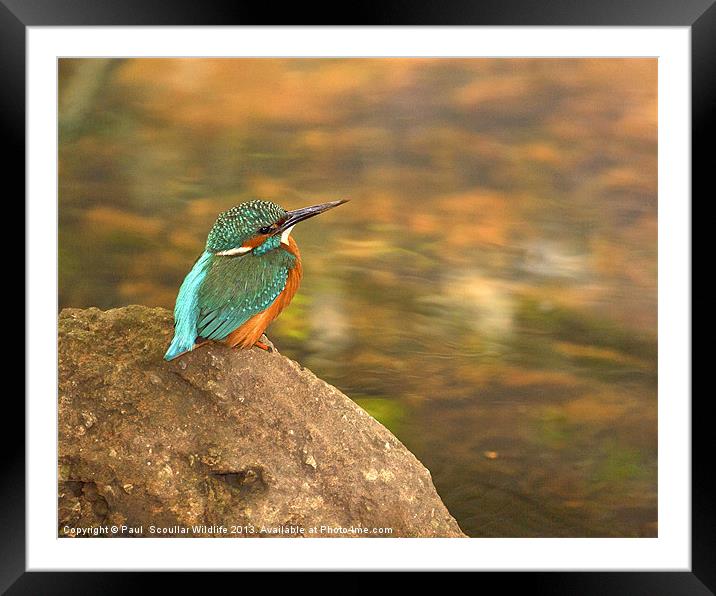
(206, 200, 286, 252)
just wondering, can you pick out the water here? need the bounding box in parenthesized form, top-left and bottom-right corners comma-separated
(59, 58, 657, 536)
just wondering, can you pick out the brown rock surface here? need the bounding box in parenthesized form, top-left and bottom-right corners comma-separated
(58, 305, 465, 538)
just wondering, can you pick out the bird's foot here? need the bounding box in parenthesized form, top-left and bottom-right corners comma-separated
(254, 335, 274, 352)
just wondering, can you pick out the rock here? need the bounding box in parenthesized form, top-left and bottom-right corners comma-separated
(58, 306, 465, 538)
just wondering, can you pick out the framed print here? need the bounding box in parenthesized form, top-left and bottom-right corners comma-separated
(9, 0, 707, 590)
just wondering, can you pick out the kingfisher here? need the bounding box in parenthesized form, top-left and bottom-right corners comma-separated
(164, 199, 348, 361)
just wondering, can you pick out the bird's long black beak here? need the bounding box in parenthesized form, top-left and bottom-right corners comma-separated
(276, 199, 349, 234)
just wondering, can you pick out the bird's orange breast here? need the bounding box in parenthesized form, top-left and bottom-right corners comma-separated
(223, 236, 303, 349)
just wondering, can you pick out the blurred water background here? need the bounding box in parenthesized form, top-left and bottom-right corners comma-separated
(59, 58, 657, 537)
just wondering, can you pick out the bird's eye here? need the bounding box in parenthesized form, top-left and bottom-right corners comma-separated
(258, 226, 272, 235)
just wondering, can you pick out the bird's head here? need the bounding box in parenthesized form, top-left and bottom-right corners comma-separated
(206, 199, 348, 257)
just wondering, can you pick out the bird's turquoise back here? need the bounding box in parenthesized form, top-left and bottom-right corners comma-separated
(164, 247, 296, 360)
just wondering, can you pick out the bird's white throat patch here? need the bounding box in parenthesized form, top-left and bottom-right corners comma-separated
(280, 225, 295, 245)
(216, 246, 252, 256)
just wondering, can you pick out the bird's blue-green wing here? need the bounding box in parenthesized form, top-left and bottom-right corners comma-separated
(195, 249, 296, 342)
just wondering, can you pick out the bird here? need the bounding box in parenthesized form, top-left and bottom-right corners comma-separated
(164, 198, 348, 361)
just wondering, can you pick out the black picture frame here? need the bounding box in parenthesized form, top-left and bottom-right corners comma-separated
(8, 0, 706, 591)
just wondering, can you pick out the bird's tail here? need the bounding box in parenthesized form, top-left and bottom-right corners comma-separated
(164, 336, 195, 361)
